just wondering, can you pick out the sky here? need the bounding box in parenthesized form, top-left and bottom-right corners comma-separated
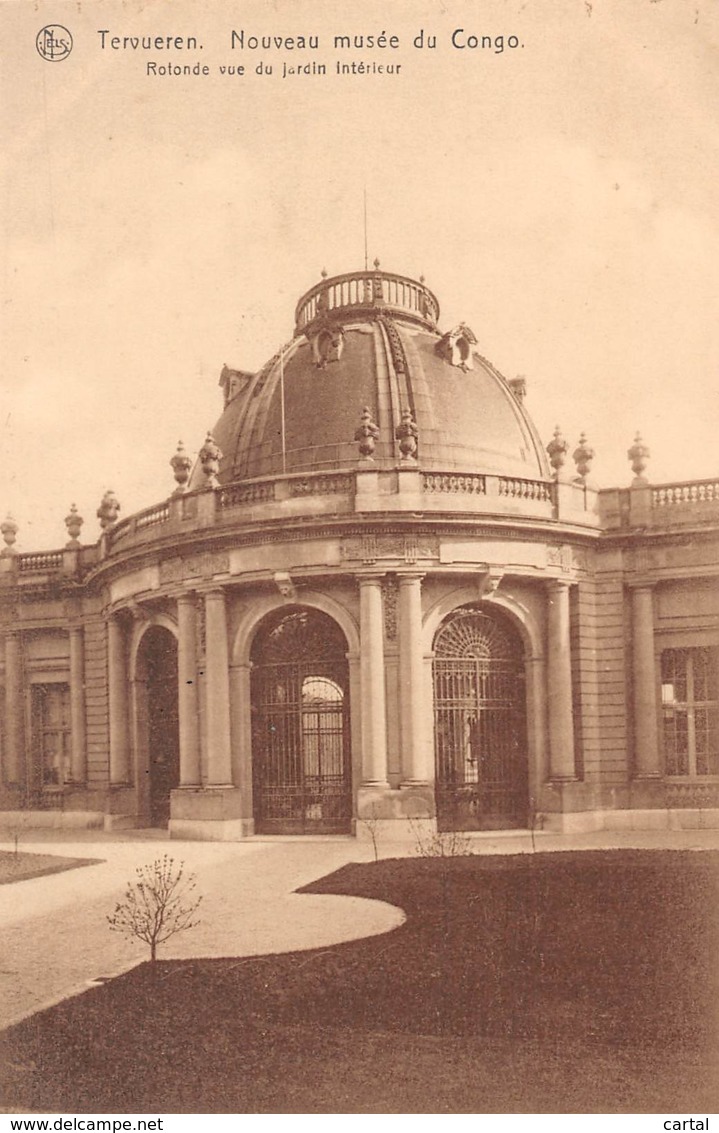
(1, 0, 718, 550)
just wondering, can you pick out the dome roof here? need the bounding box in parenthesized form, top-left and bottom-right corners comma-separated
(191, 266, 550, 488)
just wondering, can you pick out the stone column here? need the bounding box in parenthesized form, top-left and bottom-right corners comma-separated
(398, 573, 431, 783)
(631, 585, 661, 777)
(4, 632, 24, 785)
(68, 626, 87, 783)
(108, 616, 131, 784)
(546, 580, 576, 780)
(358, 575, 389, 786)
(229, 661, 253, 801)
(204, 588, 233, 786)
(177, 593, 201, 786)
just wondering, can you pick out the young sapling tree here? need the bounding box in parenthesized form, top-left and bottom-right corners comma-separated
(107, 854, 202, 962)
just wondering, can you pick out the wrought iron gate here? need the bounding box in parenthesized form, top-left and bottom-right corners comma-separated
(251, 610, 352, 834)
(433, 607, 528, 831)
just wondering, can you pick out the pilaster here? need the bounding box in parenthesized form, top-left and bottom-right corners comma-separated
(203, 588, 233, 786)
(546, 580, 576, 781)
(69, 626, 87, 783)
(631, 584, 661, 778)
(4, 632, 24, 785)
(108, 616, 131, 785)
(177, 592, 201, 786)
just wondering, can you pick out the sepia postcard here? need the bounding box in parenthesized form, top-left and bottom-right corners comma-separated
(0, 0, 718, 1120)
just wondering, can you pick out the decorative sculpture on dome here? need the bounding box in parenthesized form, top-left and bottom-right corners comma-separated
(310, 320, 345, 368)
(354, 406, 380, 461)
(546, 426, 569, 478)
(199, 431, 223, 488)
(219, 365, 254, 407)
(508, 376, 527, 403)
(97, 490, 121, 531)
(435, 324, 477, 371)
(628, 432, 650, 482)
(1, 514, 18, 555)
(170, 440, 193, 493)
(64, 503, 84, 547)
(395, 407, 419, 463)
(573, 433, 595, 480)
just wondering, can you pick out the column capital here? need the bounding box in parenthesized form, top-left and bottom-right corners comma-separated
(175, 589, 199, 606)
(625, 579, 658, 592)
(397, 571, 425, 585)
(545, 577, 572, 593)
(356, 571, 386, 586)
(200, 585, 227, 601)
(105, 603, 138, 625)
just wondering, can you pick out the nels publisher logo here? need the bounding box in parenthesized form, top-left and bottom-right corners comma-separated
(36, 25, 73, 61)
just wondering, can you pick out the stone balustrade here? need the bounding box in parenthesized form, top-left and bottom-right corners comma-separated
(652, 479, 719, 507)
(600, 476, 719, 530)
(12, 468, 719, 576)
(18, 550, 64, 572)
(134, 501, 170, 530)
(294, 268, 440, 333)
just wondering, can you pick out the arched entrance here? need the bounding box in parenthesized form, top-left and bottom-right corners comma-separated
(250, 607, 352, 834)
(433, 605, 528, 831)
(137, 626, 179, 826)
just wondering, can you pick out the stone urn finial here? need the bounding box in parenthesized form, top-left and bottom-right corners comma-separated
(1, 514, 18, 556)
(97, 490, 120, 531)
(395, 407, 419, 463)
(64, 503, 84, 547)
(628, 432, 650, 482)
(573, 433, 595, 480)
(199, 431, 223, 488)
(354, 406, 380, 461)
(170, 440, 192, 493)
(546, 425, 569, 478)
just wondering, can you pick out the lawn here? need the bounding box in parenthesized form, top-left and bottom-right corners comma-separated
(1, 850, 717, 1113)
(0, 850, 102, 885)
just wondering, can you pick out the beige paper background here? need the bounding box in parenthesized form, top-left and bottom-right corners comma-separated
(1, 0, 718, 550)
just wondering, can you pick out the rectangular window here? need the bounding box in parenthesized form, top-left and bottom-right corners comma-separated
(31, 683, 71, 788)
(661, 648, 719, 777)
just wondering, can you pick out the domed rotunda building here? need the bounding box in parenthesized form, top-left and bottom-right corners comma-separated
(1, 264, 718, 839)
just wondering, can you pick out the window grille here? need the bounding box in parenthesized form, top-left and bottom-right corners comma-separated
(31, 684, 71, 789)
(661, 647, 719, 777)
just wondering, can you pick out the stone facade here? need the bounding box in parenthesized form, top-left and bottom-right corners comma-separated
(0, 266, 717, 838)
